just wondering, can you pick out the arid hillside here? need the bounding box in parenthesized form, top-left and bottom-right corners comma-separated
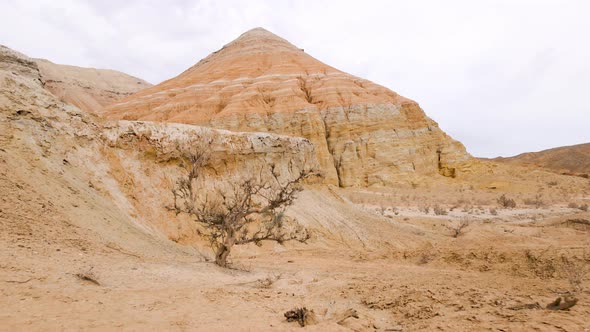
(1, 37, 589, 332)
(493, 143, 590, 177)
(103, 28, 468, 187)
(34, 57, 151, 114)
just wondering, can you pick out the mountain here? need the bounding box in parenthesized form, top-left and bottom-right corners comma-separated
(103, 27, 469, 187)
(493, 143, 590, 176)
(34, 58, 151, 114)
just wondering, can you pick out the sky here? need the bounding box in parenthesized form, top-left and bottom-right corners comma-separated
(1, 0, 589, 158)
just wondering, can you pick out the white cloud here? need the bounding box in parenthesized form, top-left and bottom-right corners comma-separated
(1, 0, 588, 157)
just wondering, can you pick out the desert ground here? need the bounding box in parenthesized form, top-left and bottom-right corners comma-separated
(2, 153, 589, 331)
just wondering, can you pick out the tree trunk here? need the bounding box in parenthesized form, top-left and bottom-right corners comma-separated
(215, 244, 231, 267)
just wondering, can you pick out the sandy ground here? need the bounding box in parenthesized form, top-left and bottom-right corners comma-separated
(2, 195, 589, 331)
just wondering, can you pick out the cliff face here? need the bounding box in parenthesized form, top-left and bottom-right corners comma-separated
(103, 28, 469, 187)
(0, 44, 318, 245)
(34, 58, 151, 114)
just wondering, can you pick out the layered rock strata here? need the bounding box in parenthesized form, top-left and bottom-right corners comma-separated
(104, 28, 469, 187)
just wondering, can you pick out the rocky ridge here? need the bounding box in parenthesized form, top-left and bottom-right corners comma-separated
(34, 58, 151, 114)
(104, 28, 470, 187)
(493, 143, 590, 177)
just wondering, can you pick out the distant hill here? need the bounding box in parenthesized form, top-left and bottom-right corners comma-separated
(493, 143, 590, 177)
(35, 58, 151, 114)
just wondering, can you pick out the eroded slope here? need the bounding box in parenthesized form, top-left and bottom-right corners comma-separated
(34, 57, 151, 114)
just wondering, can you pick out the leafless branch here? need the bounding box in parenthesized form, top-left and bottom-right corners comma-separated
(171, 149, 316, 267)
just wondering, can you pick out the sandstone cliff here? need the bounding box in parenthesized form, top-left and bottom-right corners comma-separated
(104, 28, 469, 187)
(34, 58, 151, 114)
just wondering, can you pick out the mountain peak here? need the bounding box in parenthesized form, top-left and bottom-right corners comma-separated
(166, 26, 324, 85)
(238, 27, 279, 39)
(220, 27, 300, 55)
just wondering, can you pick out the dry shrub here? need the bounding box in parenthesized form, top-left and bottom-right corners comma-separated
(447, 219, 469, 238)
(417, 251, 435, 265)
(568, 202, 579, 209)
(433, 205, 448, 216)
(580, 204, 589, 212)
(378, 205, 387, 216)
(497, 194, 516, 208)
(523, 194, 545, 208)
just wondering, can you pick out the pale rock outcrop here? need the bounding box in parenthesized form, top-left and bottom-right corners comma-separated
(102, 120, 318, 184)
(104, 28, 470, 187)
(0, 45, 40, 78)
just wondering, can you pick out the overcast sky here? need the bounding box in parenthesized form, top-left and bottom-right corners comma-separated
(1, 0, 589, 157)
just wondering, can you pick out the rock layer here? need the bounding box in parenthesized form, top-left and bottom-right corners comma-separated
(34, 58, 151, 114)
(104, 28, 469, 187)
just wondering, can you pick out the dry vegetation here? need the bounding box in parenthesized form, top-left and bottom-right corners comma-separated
(170, 148, 315, 267)
(497, 194, 517, 208)
(447, 219, 469, 238)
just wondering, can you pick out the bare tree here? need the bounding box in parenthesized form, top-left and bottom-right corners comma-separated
(171, 149, 315, 267)
(447, 219, 470, 238)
